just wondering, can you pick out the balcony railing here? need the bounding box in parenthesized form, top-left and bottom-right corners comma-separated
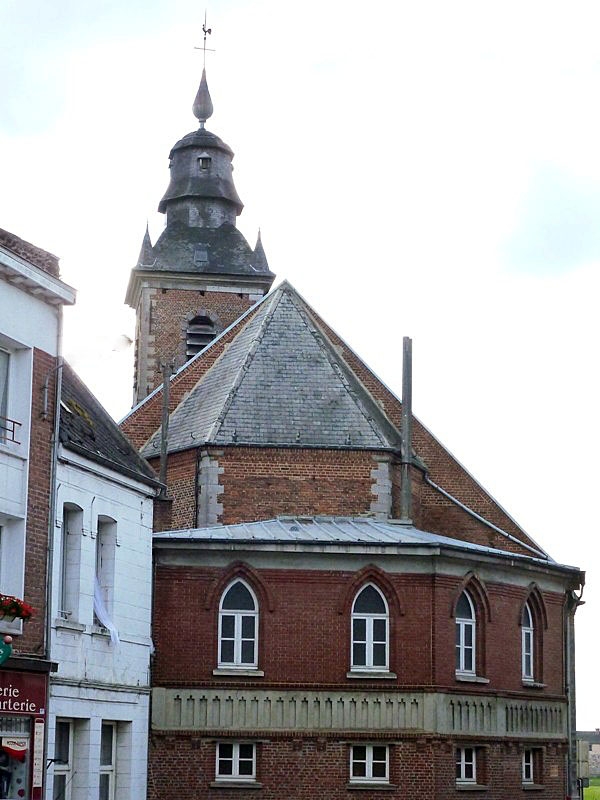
(0, 415, 21, 445)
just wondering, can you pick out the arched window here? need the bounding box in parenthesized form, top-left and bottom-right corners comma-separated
(186, 314, 217, 356)
(522, 602, 534, 680)
(219, 580, 258, 668)
(351, 584, 388, 671)
(455, 591, 475, 675)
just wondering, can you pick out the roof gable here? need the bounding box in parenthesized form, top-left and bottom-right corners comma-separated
(142, 282, 399, 456)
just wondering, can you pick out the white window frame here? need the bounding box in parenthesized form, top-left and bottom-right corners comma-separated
(456, 746, 476, 784)
(522, 749, 533, 784)
(0, 348, 9, 428)
(53, 719, 73, 800)
(218, 580, 259, 668)
(351, 584, 389, 672)
(59, 505, 83, 620)
(522, 602, 534, 681)
(455, 591, 476, 675)
(349, 744, 389, 784)
(215, 742, 256, 782)
(99, 721, 116, 800)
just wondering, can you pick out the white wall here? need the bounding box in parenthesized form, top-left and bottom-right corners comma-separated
(47, 449, 154, 800)
(0, 274, 60, 635)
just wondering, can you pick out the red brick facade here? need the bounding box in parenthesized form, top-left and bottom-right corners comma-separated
(18, 348, 57, 656)
(148, 736, 567, 800)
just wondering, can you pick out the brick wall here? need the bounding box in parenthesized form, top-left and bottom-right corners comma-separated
(122, 303, 261, 450)
(139, 288, 257, 399)
(148, 734, 566, 800)
(17, 347, 56, 656)
(152, 563, 565, 694)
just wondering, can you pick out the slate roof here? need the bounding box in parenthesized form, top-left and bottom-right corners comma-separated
(135, 221, 273, 278)
(141, 282, 401, 457)
(153, 516, 574, 570)
(60, 363, 159, 487)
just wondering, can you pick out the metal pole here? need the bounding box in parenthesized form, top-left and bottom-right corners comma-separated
(400, 336, 413, 522)
(159, 362, 172, 497)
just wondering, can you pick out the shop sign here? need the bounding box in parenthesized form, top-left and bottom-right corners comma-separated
(0, 672, 46, 716)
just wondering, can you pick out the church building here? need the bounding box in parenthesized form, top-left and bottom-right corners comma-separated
(121, 66, 584, 800)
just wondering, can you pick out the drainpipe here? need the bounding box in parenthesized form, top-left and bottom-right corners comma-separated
(43, 304, 64, 800)
(400, 336, 413, 522)
(565, 583, 584, 799)
(158, 361, 172, 498)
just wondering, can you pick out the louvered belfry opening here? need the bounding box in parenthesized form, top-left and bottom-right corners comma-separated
(186, 314, 216, 356)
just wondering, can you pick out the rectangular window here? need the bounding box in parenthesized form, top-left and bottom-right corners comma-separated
(522, 748, 542, 785)
(215, 742, 256, 782)
(456, 747, 476, 784)
(0, 349, 9, 441)
(99, 722, 116, 800)
(59, 506, 83, 620)
(522, 628, 533, 680)
(0, 715, 32, 800)
(94, 518, 116, 624)
(350, 745, 389, 783)
(455, 619, 475, 673)
(53, 720, 73, 800)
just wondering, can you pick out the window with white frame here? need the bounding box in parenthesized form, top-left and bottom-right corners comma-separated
(455, 591, 476, 675)
(58, 505, 83, 621)
(94, 517, 117, 624)
(0, 348, 9, 427)
(522, 747, 542, 785)
(350, 745, 389, 783)
(215, 742, 256, 782)
(218, 580, 258, 668)
(455, 746, 476, 784)
(53, 719, 73, 800)
(522, 602, 534, 681)
(99, 722, 116, 800)
(351, 584, 389, 671)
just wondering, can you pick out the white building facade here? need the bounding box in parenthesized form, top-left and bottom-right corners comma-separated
(1, 227, 75, 800)
(46, 365, 158, 800)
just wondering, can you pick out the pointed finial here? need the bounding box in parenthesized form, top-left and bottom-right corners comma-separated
(252, 228, 270, 273)
(137, 223, 154, 266)
(193, 67, 214, 128)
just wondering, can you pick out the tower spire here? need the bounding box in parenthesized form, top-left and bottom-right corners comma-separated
(192, 14, 214, 128)
(192, 68, 213, 128)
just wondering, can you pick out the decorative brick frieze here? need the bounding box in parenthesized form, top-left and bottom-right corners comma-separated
(152, 687, 567, 740)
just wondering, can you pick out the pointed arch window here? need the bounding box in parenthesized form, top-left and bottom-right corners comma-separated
(455, 591, 476, 675)
(522, 602, 534, 681)
(219, 580, 258, 668)
(351, 584, 389, 671)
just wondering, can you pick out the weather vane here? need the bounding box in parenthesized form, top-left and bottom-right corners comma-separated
(194, 11, 215, 68)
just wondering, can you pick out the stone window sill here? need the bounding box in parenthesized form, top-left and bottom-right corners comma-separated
(347, 671, 397, 680)
(55, 618, 85, 632)
(213, 668, 265, 677)
(210, 781, 263, 789)
(90, 624, 111, 637)
(455, 672, 490, 684)
(522, 680, 546, 689)
(347, 782, 396, 791)
(456, 783, 489, 791)
(522, 784, 544, 791)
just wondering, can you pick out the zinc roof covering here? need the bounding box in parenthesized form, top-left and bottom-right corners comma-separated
(142, 282, 400, 456)
(153, 516, 556, 564)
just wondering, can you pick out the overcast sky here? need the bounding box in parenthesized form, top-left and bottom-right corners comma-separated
(1, 0, 599, 728)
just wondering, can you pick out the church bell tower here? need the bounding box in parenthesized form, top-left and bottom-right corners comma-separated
(125, 67, 275, 405)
